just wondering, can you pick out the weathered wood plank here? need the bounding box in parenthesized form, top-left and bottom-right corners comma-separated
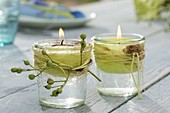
(0, 48, 34, 98)
(112, 74, 170, 113)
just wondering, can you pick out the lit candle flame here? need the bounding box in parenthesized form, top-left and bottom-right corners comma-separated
(59, 27, 64, 40)
(117, 25, 122, 39)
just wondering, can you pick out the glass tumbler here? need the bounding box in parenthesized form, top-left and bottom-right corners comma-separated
(0, 0, 20, 46)
(92, 34, 145, 97)
(32, 39, 92, 108)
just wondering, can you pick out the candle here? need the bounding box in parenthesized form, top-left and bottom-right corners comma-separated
(32, 28, 92, 77)
(94, 26, 144, 74)
(92, 26, 145, 99)
(31, 28, 93, 108)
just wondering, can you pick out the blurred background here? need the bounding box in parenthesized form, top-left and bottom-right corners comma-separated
(47, 0, 100, 6)
(23, 0, 101, 7)
(0, 0, 170, 46)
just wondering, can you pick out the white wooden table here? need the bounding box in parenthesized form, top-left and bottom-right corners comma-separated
(0, 0, 170, 113)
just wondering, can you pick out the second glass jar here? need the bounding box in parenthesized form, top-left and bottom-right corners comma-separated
(92, 33, 145, 97)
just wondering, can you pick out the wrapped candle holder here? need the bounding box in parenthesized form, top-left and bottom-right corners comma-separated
(11, 28, 101, 108)
(32, 39, 92, 108)
(92, 33, 145, 98)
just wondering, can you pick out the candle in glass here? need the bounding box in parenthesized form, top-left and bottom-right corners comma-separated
(32, 28, 92, 108)
(92, 26, 145, 99)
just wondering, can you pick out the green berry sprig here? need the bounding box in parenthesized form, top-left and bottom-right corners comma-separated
(80, 34, 86, 65)
(11, 34, 101, 97)
(11, 50, 69, 97)
(44, 77, 68, 97)
(11, 60, 45, 80)
(45, 78, 65, 97)
(79, 34, 101, 82)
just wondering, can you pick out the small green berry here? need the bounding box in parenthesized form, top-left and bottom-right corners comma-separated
(47, 78, 54, 85)
(28, 74, 35, 80)
(42, 50, 47, 55)
(11, 68, 18, 73)
(46, 60, 53, 67)
(51, 90, 58, 96)
(57, 88, 62, 94)
(44, 84, 51, 90)
(80, 34, 86, 40)
(17, 68, 22, 74)
(23, 60, 30, 65)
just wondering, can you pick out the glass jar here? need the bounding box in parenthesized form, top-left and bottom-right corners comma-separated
(92, 34, 145, 97)
(32, 39, 92, 108)
(0, 0, 20, 46)
(38, 72, 87, 108)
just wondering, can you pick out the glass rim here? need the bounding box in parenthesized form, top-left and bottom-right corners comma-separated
(92, 33, 145, 44)
(32, 39, 91, 50)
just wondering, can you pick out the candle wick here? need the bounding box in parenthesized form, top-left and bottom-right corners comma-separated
(60, 40, 64, 45)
